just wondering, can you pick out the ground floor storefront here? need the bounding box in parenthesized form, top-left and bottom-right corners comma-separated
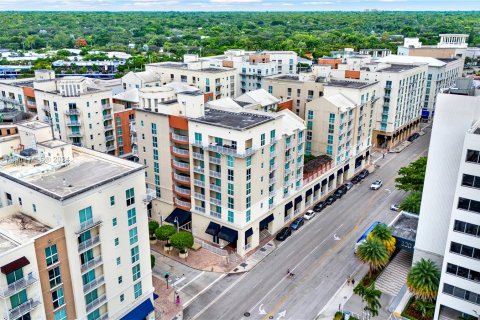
(373, 118, 421, 150)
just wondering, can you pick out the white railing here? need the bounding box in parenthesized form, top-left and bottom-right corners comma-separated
(193, 166, 204, 174)
(172, 147, 189, 156)
(209, 157, 221, 165)
(270, 152, 276, 159)
(101, 104, 112, 110)
(174, 186, 191, 196)
(67, 132, 82, 138)
(81, 255, 103, 273)
(173, 160, 190, 170)
(244, 242, 252, 251)
(41, 105, 50, 112)
(86, 293, 107, 313)
(269, 164, 277, 171)
(194, 193, 205, 200)
(294, 208, 301, 215)
(209, 170, 221, 178)
(269, 202, 275, 209)
(105, 135, 114, 142)
(172, 133, 188, 142)
(76, 218, 102, 234)
(65, 109, 80, 115)
(285, 155, 292, 162)
(104, 125, 113, 131)
(195, 206, 205, 213)
(66, 121, 81, 126)
(174, 174, 190, 183)
(193, 179, 205, 187)
(205, 144, 256, 158)
(284, 214, 291, 222)
(193, 152, 204, 160)
(210, 198, 222, 206)
(6, 297, 41, 320)
(83, 275, 105, 293)
(285, 142, 292, 149)
(105, 144, 116, 152)
(174, 198, 191, 208)
(0, 273, 38, 298)
(269, 190, 276, 197)
(103, 114, 112, 121)
(78, 235, 101, 252)
(210, 184, 221, 192)
(196, 240, 228, 257)
(144, 188, 157, 202)
(269, 177, 276, 184)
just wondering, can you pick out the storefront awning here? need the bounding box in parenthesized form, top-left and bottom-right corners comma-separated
(306, 189, 312, 197)
(285, 201, 293, 210)
(329, 174, 335, 181)
(295, 195, 303, 204)
(337, 168, 343, 175)
(245, 228, 253, 239)
(165, 208, 191, 226)
(260, 214, 274, 229)
(1, 257, 30, 274)
(321, 179, 327, 186)
(205, 221, 221, 236)
(218, 226, 238, 243)
(314, 183, 320, 191)
(344, 164, 350, 172)
(120, 298, 154, 320)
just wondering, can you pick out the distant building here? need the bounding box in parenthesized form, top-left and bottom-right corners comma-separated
(359, 48, 391, 58)
(397, 34, 469, 58)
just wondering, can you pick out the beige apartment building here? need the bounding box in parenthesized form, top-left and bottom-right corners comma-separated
(34, 71, 116, 154)
(263, 74, 325, 118)
(0, 121, 155, 320)
(305, 80, 380, 168)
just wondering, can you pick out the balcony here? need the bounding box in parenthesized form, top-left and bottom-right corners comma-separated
(103, 114, 113, 121)
(209, 170, 221, 178)
(41, 105, 51, 112)
(42, 116, 50, 123)
(0, 273, 38, 298)
(105, 135, 115, 142)
(298, 149, 304, 156)
(172, 160, 190, 172)
(78, 235, 101, 253)
(195, 206, 206, 213)
(6, 297, 41, 320)
(100, 312, 109, 320)
(209, 157, 221, 165)
(285, 142, 292, 150)
(171, 146, 189, 158)
(269, 190, 276, 198)
(269, 202, 275, 209)
(104, 125, 113, 131)
(269, 177, 276, 185)
(174, 198, 191, 210)
(192, 152, 204, 160)
(105, 144, 116, 152)
(65, 109, 80, 115)
(210, 198, 222, 206)
(193, 166, 204, 174)
(193, 179, 205, 187)
(81, 255, 103, 273)
(285, 155, 292, 162)
(269, 164, 277, 171)
(307, 95, 314, 101)
(174, 186, 191, 197)
(270, 152, 276, 159)
(144, 188, 157, 202)
(76, 217, 102, 234)
(209, 184, 221, 192)
(170, 133, 189, 144)
(86, 293, 107, 313)
(194, 193, 205, 201)
(68, 132, 83, 138)
(173, 173, 190, 184)
(0, 96, 21, 105)
(101, 103, 112, 110)
(204, 144, 256, 158)
(66, 121, 81, 127)
(83, 275, 105, 293)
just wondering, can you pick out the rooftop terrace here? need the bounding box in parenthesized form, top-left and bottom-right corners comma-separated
(391, 212, 419, 242)
(150, 62, 231, 74)
(326, 79, 376, 89)
(191, 108, 274, 130)
(379, 63, 420, 73)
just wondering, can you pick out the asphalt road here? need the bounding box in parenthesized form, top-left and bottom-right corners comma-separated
(184, 129, 431, 320)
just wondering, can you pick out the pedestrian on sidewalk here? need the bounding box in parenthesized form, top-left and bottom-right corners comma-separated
(351, 278, 355, 286)
(175, 294, 180, 305)
(346, 276, 351, 285)
(383, 153, 385, 159)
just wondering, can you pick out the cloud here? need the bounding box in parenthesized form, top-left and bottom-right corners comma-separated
(302, 1, 334, 4)
(209, 0, 262, 3)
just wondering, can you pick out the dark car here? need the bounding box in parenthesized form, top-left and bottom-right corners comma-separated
(276, 227, 292, 241)
(335, 184, 348, 195)
(359, 169, 370, 179)
(313, 201, 325, 212)
(290, 217, 305, 230)
(351, 176, 361, 184)
(325, 195, 336, 205)
(408, 132, 420, 142)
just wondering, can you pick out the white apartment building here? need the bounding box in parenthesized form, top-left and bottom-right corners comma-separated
(121, 71, 162, 91)
(414, 79, 480, 319)
(0, 78, 38, 112)
(145, 56, 238, 100)
(305, 80, 380, 168)
(34, 71, 116, 154)
(0, 121, 154, 320)
(397, 34, 469, 58)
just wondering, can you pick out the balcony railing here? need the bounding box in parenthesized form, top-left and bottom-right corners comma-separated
(86, 293, 107, 313)
(285, 155, 292, 162)
(269, 190, 276, 197)
(0, 96, 21, 105)
(76, 218, 102, 234)
(105, 135, 115, 142)
(81, 255, 103, 273)
(209, 170, 221, 178)
(104, 125, 113, 131)
(270, 152, 276, 159)
(193, 179, 205, 187)
(83, 275, 105, 293)
(194, 193, 205, 201)
(103, 114, 113, 121)
(285, 142, 292, 149)
(0, 273, 38, 298)
(172, 147, 189, 156)
(269, 164, 277, 171)
(174, 174, 190, 183)
(204, 144, 256, 158)
(209, 157, 221, 165)
(68, 132, 82, 138)
(210, 184, 221, 192)
(101, 104, 112, 110)
(192, 152, 204, 160)
(66, 121, 81, 127)
(284, 214, 291, 222)
(174, 186, 191, 197)
(210, 198, 222, 206)
(193, 166, 204, 174)
(171, 133, 188, 143)
(105, 145, 116, 152)
(65, 109, 80, 115)
(144, 188, 157, 202)
(6, 297, 41, 320)
(174, 198, 191, 209)
(41, 105, 51, 112)
(78, 235, 101, 253)
(269, 177, 276, 185)
(172, 160, 190, 170)
(269, 202, 275, 209)
(195, 206, 206, 213)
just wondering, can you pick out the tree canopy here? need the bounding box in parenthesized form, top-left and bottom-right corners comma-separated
(395, 156, 428, 193)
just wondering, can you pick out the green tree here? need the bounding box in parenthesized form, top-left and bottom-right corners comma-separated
(395, 157, 427, 192)
(356, 238, 389, 277)
(155, 225, 177, 244)
(414, 299, 435, 318)
(354, 283, 382, 318)
(170, 231, 194, 253)
(399, 191, 422, 214)
(407, 259, 440, 301)
(149, 221, 159, 236)
(150, 254, 156, 269)
(368, 224, 396, 255)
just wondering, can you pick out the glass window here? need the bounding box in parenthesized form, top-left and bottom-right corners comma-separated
(228, 183, 234, 196)
(48, 267, 62, 288)
(45, 244, 59, 266)
(128, 208, 137, 226)
(118, 276, 123, 284)
(116, 257, 121, 265)
(129, 227, 138, 245)
(228, 197, 234, 209)
(261, 133, 265, 146)
(79, 206, 93, 224)
(110, 196, 115, 206)
(126, 188, 135, 206)
(132, 264, 141, 281)
(134, 282, 142, 299)
(114, 238, 119, 246)
(131, 246, 140, 263)
(151, 123, 157, 135)
(54, 309, 67, 320)
(52, 287, 65, 309)
(466, 149, 480, 163)
(227, 155, 234, 167)
(246, 168, 251, 181)
(112, 217, 117, 227)
(228, 211, 234, 223)
(246, 210, 251, 222)
(228, 169, 234, 181)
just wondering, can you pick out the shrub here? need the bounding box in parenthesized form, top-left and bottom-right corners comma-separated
(170, 231, 194, 253)
(150, 254, 156, 269)
(149, 221, 159, 236)
(155, 225, 177, 243)
(333, 311, 343, 320)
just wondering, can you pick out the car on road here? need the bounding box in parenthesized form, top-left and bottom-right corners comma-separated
(304, 210, 316, 220)
(335, 184, 348, 197)
(325, 195, 336, 205)
(275, 227, 292, 241)
(290, 217, 305, 230)
(313, 201, 325, 212)
(359, 169, 370, 179)
(407, 132, 420, 142)
(351, 176, 362, 184)
(370, 180, 383, 190)
(345, 182, 354, 190)
(390, 203, 400, 211)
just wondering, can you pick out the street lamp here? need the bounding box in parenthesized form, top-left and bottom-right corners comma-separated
(174, 217, 179, 232)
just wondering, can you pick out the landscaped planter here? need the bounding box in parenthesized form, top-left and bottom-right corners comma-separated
(179, 250, 188, 259)
(164, 244, 172, 253)
(150, 237, 157, 245)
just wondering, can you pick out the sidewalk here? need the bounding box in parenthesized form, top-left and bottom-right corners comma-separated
(152, 275, 183, 320)
(230, 240, 277, 273)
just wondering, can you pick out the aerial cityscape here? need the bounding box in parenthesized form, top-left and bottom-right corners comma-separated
(0, 3, 479, 320)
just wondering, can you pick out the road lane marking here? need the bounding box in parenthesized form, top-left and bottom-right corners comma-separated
(173, 276, 186, 287)
(177, 271, 205, 292)
(183, 273, 226, 309)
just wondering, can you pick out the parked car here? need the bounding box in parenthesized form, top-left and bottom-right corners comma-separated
(313, 201, 325, 212)
(304, 210, 316, 220)
(359, 169, 370, 179)
(370, 180, 383, 190)
(407, 132, 420, 142)
(345, 182, 354, 191)
(276, 227, 292, 241)
(325, 195, 336, 205)
(335, 184, 348, 197)
(290, 217, 305, 230)
(351, 176, 361, 184)
(390, 203, 400, 211)
(334, 189, 344, 199)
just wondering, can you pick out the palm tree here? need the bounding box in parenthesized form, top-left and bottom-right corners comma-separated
(356, 238, 389, 277)
(407, 259, 440, 301)
(363, 283, 382, 318)
(414, 299, 435, 319)
(368, 224, 396, 255)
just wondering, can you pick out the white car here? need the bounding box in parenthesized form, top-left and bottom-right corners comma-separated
(304, 210, 316, 220)
(390, 204, 400, 211)
(370, 180, 383, 190)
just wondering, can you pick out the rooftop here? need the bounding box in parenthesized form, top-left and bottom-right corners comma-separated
(149, 62, 231, 74)
(191, 108, 274, 130)
(37, 140, 69, 148)
(17, 121, 50, 130)
(0, 147, 144, 201)
(0, 109, 30, 123)
(379, 63, 421, 73)
(391, 212, 419, 242)
(326, 79, 375, 89)
(275, 75, 300, 81)
(304, 155, 332, 174)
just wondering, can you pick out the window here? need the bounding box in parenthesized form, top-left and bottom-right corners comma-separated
(228, 169, 234, 181)
(129, 227, 138, 245)
(246, 196, 251, 209)
(110, 195, 115, 206)
(195, 132, 202, 144)
(154, 162, 159, 174)
(114, 238, 119, 246)
(126, 188, 135, 206)
(228, 183, 234, 196)
(461, 174, 480, 189)
(227, 155, 234, 167)
(10, 290, 27, 309)
(45, 244, 58, 266)
(54, 309, 67, 320)
(450, 241, 480, 260)
(458, 197, 480, 214)
(120, 294, 125, 302)
(52, 287, 65, 309)
(466, 149, 480, 163)
(268, 85, 273, 94)
(328, 124, 334, 134)
(246, 168, 252, 181)
(246, 210, 251, 222)
(327, 135, 334, 144)
(132, 264, 141, 281)
(79, 206, 93, 225)
(116, 257, 121, 265)
(260, 133, 265, 146)
(48, 267, 62, 288)
(153, 149, 158, 160)
(118, 276, 123, 284)
(446, 263, 480, 283)
(246, 182, 251, 195)
(228, 197, 234, 209)
(228, 211, 234, 223)
(151, 123, 157, 135)
(270, 130, 276, 140)
(442, 283, 480, 305)
(131, 246, 140, 263)
(128, 208, 137, 226)
(134, 282, 142, 299)
(454, 220, 480, 237)
(152, 136, 158, 148)
(112, 217, 117, 227)
(329, 113, 335, 123)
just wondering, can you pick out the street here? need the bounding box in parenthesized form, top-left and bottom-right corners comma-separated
(183, 129, 431, 320)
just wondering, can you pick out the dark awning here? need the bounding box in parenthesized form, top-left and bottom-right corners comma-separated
(337, 168, 343, 175)
(218, 226, 238, 243)
(314, 183, 320, 191)
(245, 228, 253, 239)
(120, 298, 154, 320)
(165, 208, 191, 226)
(260, 214, 274, 229)
(329, 174, 335, 181)
(356, 155, 364, 161)
(306, 189, 313, 197)
(285, 201, 293, 210)
(1, 257, 30, 274)
(295, 195, 303, 204)
(322, 179, 327, 186)
(205, 222, 221, 236)
(344, 164, 350, 172)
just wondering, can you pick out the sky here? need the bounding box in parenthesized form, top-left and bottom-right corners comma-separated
(0, 0, 478, 11)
